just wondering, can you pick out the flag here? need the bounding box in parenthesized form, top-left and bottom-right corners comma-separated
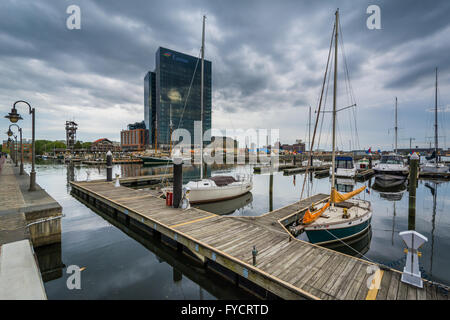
(366, 189, 370, 194)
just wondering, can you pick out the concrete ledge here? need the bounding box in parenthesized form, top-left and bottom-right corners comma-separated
(0, 239, 47, 300)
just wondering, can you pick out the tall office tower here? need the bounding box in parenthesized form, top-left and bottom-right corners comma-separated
(144, 47, 212, 148)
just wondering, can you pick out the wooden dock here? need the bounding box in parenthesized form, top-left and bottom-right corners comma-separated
(118, 174, 172, 187)
(356, 169, 375, 180)
(70, 179, 449, 300)
(283, 165, 330, 175)
(419, 171, 450, 180)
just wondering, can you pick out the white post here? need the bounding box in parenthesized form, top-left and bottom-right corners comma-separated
(399, 230, 428, 288)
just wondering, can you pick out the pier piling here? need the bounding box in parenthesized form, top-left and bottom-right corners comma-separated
(106, 150, 112, 182)
(173, 162, 183, 208)
(408, 154, 419, 230)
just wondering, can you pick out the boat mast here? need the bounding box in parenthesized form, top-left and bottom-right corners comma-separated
(200, 15, 205, 180)
(331, 9, 338, 199)
(435, 67, 438, 164)
(308, 105, 311, 166)
(395, 97, 398, 154)
(169, 104, 173, 155)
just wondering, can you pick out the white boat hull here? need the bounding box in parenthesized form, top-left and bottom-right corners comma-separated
(187, 180, 253, 204)
(420, 163, 448, 173)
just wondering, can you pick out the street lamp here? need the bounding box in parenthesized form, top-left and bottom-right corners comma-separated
(4, 100, 36, 191)
(7, 124, 24, 175)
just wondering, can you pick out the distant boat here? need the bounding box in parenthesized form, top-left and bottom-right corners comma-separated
(420, 68, 449, 174)
(358, 157, 369, 169)
(302, 158, 323, 167)
(330, 156, 357, 178)
(140, 156, 173, 166)
(373, 153, 409, 182)
(373, 98, 409, 181)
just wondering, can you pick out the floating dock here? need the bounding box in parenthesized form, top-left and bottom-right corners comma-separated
(283, 165, 330, 175)
(70, 179, 449, 300)
(356, 169, 375, 180)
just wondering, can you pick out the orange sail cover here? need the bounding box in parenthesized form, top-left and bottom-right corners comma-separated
(302, 202, 330, 224)
(331, 185, 366, 203)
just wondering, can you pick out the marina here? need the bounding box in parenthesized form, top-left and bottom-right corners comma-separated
(5, 159, 446, 300)
(1, 1, 450, 306)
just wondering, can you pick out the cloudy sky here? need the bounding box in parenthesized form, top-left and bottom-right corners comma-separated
(0, 0, 449, 151)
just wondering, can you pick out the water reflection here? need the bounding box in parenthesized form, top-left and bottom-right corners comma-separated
(194, 192, 253, 215)
(322, 227, 372, 258)
(72, 192, 255, 300)
(34, 243, 64, 282)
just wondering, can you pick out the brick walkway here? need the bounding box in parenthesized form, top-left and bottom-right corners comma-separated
(0, 158, 26, 213)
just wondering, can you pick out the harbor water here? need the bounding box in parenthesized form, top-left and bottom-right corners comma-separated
(29, 161, 450, 299)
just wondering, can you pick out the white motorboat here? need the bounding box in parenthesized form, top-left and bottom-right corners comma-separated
(302, 158, 323, 167)
(373, 153, 409, 181)
(330, 156, 357, 178)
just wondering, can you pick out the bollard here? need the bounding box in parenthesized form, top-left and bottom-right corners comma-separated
(408, 153, 419, 230)
(173, 162, 183, 208)
(106, 150, 112, 181)
(252, 245, 258, 266)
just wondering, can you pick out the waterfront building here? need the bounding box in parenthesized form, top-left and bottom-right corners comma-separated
(2, 139, 33, 161)
(144, 47, 212, 148)
(121, 121, 147, 152)
(280, 140, 306, 154)
(90, 138, 121, 153)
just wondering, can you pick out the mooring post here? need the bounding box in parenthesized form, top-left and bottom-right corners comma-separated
(252, 245, 258, 266)
(173, 162, 183, 208)
(408, 153, 419, 230)
(106, 150, 113, 181)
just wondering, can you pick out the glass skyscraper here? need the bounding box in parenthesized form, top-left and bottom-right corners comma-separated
(144, 47, 212, 147)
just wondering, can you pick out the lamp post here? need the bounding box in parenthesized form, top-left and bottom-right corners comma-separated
(14, 135, 18, 167)
(7, 124, 24, 175)
(5, 100, 36, 191)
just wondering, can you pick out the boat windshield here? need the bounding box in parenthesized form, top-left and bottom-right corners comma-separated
(336, 159, 354, 169)
(380, 155, 403, 165)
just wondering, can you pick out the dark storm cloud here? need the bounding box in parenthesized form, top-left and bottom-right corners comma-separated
(0, 0, 449, 146)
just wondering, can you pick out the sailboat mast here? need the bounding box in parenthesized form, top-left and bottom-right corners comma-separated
(395, 97, 398, 154)
(200, 15, 205, 180)
(435, 67, 438, 163)
(308, 106, 311, 166)
(331, 9, 338, 194)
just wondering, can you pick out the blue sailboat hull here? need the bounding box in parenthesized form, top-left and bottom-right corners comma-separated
(305, 218, 372, 245)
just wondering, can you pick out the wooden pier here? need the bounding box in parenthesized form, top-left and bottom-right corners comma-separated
(283, 165, 330, 175)
(70, 179, 449, 300)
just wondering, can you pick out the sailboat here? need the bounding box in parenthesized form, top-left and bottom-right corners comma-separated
(420, 68, 449, 173)
(164, 16, 252, 204)
(373, 97, 409, 183)
(299, 9, 372, 245)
